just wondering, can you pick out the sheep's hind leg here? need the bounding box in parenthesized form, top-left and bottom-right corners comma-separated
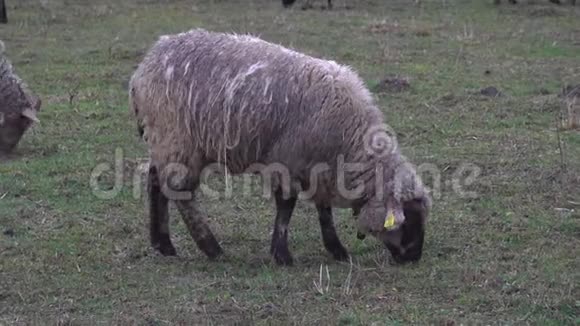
(175, 198, 223, 259)
(270, 188, 297, 266)
(317, 204, 349, 261)
(148, 166, 176, 256)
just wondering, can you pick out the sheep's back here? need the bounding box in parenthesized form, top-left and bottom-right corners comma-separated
(132, 29, 378, 176)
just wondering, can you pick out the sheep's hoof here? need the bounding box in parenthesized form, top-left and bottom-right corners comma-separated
(324, 240, 349, 261)
(204, 246, 224, 260)
(330, 246, 349, 261)
(272, 249, 294, 266)
(196, 236, 223, 260)
(152, 238, 177, 256)
(154, 244, 177, 256)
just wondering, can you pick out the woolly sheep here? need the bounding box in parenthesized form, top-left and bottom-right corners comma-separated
(129, 28, 431, 266)
(0, 41, 41, 155)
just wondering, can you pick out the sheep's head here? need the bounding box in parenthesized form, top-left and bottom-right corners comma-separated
(354, 161, 431, 264)
(0, 85, 41, 155)
(0, 46, 42, 155)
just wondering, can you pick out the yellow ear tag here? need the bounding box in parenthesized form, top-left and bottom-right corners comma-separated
(384, 211, 396, 229)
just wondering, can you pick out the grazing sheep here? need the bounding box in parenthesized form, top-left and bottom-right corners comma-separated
(129, 29, 431, 266)
(283, 0, 333, 10)
(0, 41, 41, 155)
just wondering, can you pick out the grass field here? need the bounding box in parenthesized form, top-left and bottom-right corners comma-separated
(1, 0, 579, 324)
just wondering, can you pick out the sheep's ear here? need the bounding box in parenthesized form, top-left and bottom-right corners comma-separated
(21, 108, 40, 123)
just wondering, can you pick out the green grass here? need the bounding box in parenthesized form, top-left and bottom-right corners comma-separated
(1, 0, 579, 324)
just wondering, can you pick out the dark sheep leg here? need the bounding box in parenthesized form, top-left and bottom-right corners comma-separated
(270, 188, 297, 266)
(158, 161, 223, 259)
(282, 0, 296, 8)
(175, 199, 223, 259)
(0, 0, 6, 24)
(148, 166, 176, 256)
(317, 204, 349, 261)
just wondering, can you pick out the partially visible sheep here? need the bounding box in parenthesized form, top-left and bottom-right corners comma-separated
(0, 41, 41, 155)
(129, 29, 431, 266)
(283, 0, 333, 10)
(0, 0, 6, 24)
(494, 0, 576, 4)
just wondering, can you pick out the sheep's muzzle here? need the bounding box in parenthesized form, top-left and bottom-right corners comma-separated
(0, 114, 33, 154)
(379, 197, 427, 264)
(383, 220, 424, 264)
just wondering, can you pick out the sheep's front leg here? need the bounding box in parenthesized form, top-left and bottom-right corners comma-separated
(270, 188, 297, 266)
(175, 199, 223, 259)
(317, 205, 349, 261)
(148, 166, 176, 256)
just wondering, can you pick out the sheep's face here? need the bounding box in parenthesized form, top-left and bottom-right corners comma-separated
(377, 197, 427, 264)
(356, 195, 428, 264)
(0, 97, 41, 155)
